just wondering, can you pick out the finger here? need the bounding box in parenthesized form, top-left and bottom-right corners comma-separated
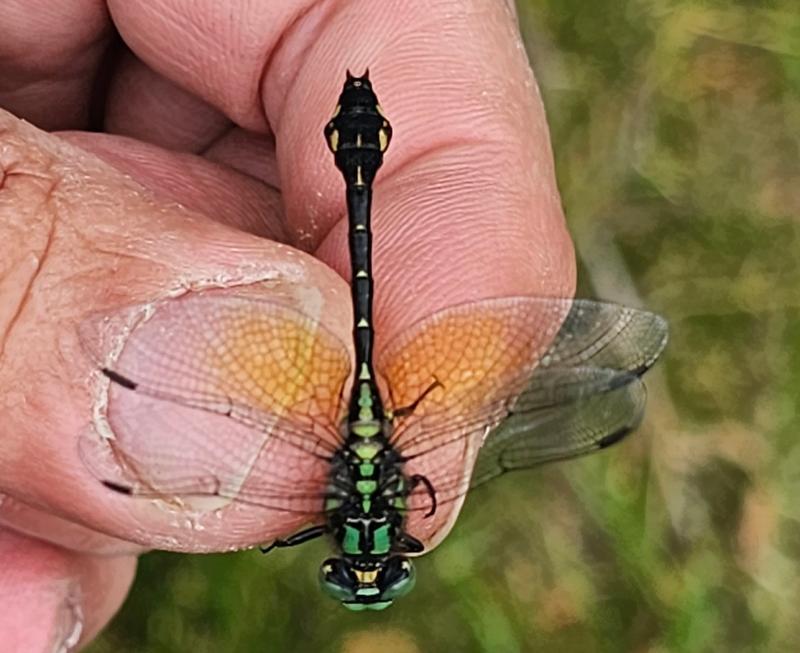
(0, 109, 350, 549)
(0, 1, 112, 130)
(289, 2, 576, 549)
(288, 0, 576, 339)
(104, 51, 232, 151)
(203, 128, 279, 187)
(59, 131, 287, 239)
(101, 47, 281, 183)
(0, 494, 142, 556)
(107, 0, 576, 343)
(0, 528, 135, 651)
(106, 0, 299, 131)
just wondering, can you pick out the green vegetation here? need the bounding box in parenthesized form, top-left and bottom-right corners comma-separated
(88, 1, 800, 651)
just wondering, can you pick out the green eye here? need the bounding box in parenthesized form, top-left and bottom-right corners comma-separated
(341, 601, 368, 612)
(318, 560, 356, 602)
(380, 559, 416, 600)
(320, 578, 354, 602)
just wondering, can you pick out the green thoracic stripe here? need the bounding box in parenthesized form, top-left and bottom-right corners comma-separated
(343, 525, 361, 555)
(371, 524, 391, 554)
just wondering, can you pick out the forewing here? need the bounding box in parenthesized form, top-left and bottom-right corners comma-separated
(537, 299, 668, 373)
(381, 298, 666, 456)
(79, 291, 350, 518)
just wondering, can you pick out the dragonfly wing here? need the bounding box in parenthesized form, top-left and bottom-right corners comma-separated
(538, 299, 668, 373)
(79, 291, 350, 522)
(79, 395, 332, 516)
(375, 297, 666, 543)
(380, 298, 666, 454)
(467, 369, 646, 488)
(399, 367, 645, 506)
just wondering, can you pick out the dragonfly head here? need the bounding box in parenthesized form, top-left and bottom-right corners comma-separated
(319, 556, 416, 610)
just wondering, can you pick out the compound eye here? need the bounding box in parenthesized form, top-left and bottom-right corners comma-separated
(319, 558, 357, 602)
(378, 556, 416, 600)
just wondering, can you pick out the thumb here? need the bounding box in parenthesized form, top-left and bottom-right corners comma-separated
(0, 108, 348, 550)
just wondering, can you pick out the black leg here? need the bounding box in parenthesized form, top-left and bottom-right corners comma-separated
(259, 525, 327, 554)
(409, 474, 438, 518)
(392, 377, 442, 418)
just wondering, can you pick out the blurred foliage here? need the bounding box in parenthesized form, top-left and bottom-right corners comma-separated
(87, 1, 800, 651)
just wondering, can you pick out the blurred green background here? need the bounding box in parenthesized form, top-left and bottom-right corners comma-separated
(87, 1, 800, 651)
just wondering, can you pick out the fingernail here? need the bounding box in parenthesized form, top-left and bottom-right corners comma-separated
(51, 590, 83, 653)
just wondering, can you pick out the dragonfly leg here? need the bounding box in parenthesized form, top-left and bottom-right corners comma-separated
(392, 377, 442, 418)
(259, 525, 328, 554)
(409, 474, 437, 518)
(394, 532, 425, 554)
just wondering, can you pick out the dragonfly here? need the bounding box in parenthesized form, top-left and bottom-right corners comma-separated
(81, 71, 668, 610)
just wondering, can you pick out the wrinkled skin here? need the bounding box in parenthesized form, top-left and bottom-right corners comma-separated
(0, 0, 574, 648)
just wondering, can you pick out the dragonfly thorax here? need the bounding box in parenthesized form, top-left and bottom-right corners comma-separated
(319, 437, 420, 609)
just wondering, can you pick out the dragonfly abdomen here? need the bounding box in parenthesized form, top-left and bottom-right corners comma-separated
(325, 71, 392, 426)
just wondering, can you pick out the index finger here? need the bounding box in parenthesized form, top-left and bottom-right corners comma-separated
(294, 2, 576, 345)
(110, 0, 576, 346)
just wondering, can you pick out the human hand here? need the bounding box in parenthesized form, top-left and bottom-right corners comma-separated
(0, 0, 574, 649)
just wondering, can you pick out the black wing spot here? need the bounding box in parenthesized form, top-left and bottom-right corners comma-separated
(102, 480, 133, 495)
(608, 371, 637, 391)
(598, 426, 633, 449)
(101, 368, 138, 391)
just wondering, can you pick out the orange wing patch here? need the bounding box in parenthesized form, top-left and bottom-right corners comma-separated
(376, 297, 569, 546)
(85, 292, 353, 451)
(206, 307, 350, 432)
(379, 298, 567, 437)
(80, 292, 352, 526)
